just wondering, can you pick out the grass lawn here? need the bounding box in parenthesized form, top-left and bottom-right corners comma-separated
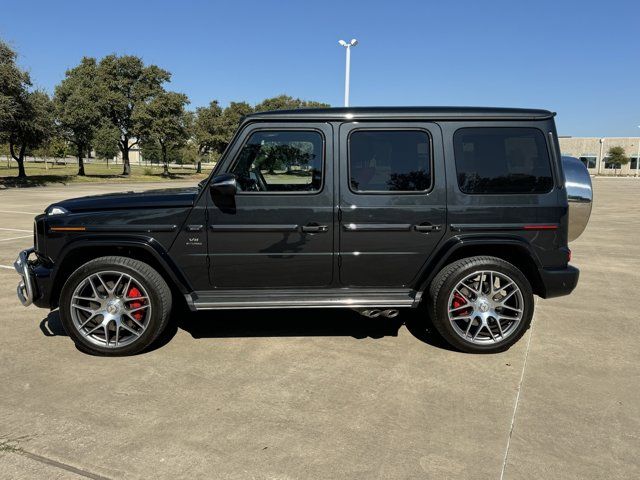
(0, 160, 215, 187)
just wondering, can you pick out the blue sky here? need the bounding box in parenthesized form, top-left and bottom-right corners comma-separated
(1, 0, 638, 136)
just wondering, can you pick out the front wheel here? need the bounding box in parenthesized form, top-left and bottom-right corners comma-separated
(59, 256, 172, 356)
(428, 256, 534, 353)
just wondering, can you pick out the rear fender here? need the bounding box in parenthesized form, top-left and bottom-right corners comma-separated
(416, 235, 544, 295)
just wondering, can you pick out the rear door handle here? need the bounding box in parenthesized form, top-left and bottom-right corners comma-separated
(186, 224, 203, 232)
(414, 223, 442, 233)
(301, 223, 328, 233)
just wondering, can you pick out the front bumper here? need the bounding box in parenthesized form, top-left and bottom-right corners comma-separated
(14, 248, 36, 306)
(538, 265, 580, 299)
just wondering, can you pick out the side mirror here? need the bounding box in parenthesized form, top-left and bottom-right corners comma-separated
(210, 173, 237, 197)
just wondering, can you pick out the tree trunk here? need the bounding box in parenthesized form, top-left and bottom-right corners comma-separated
(196, 160, 202, 173)
(77, 145, 85, 176)
(10, 140, 27, 178)
(162, 144, 169, 176)
(121, 139, 131, 176)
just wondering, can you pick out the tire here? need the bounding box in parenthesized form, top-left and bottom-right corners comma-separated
(428, 256, 534, 353)
(59, 256, 172, 356)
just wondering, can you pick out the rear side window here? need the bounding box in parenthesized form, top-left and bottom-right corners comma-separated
(349, 130, 431, 192)
(453, 127, 554, 194)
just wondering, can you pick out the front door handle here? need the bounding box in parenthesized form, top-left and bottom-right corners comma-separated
(301, 223, 328, 233)
(414, 223, 442, 233)
(186, 224, 203, 232)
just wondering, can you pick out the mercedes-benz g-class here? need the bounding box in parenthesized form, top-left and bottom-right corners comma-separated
(15, 107, 592, 355)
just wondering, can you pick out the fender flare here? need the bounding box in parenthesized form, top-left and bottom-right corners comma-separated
(415, 234, 543, 294)
(53, 234, 193, 294)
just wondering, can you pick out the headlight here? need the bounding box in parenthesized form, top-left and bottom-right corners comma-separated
(47, 206, 69, 216)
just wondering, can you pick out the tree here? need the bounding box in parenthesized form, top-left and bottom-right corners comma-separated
(54, 57, 103, 176)
(179, 141, 201, 170)
(49, 136, 69, 164)
(1, 141, 10, 167)
(193, 100, 224, 171)
(0, 40, 28, 134)
(217, 101, 253, 152)
(96, 55, 170, 176)
(254, 94, 329, 113)
(195, 96, 329, 159)
(8, 90, 54, 177)
(135, 91, 189, 175)
(606, 146, 629, 175)
(0, 41, 54, 177)
(93, 124, 120, 163)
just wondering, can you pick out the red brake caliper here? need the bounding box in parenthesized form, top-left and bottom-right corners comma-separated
(452, 292, 471, 315)
(127, 287, 145, 321)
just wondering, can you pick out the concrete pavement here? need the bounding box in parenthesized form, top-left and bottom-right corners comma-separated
(0, 178, 638, 479)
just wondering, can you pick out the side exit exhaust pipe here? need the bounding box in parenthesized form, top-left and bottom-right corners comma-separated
(354, 308, 399, 319)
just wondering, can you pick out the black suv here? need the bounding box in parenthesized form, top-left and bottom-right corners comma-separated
(14, 107, 592, 355)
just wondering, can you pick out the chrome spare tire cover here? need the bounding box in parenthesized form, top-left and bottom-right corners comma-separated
(562, 156, 593, 242)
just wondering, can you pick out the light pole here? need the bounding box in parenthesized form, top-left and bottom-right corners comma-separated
(598, 138, 605, 175)
(338, 39, 358, 107)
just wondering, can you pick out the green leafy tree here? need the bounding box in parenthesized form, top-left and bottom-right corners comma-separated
(140, 140, 180, 165)
(179, 141, 201, 169)
(1, 141, 10, 167)
(217, 101, 253, 152)
(193, 100, 225, 170)
(196, 96, 329, 159)
(97, 55, 170, 176)
(135, 91, 190, 175)
(54, 57, 103, 176)
(0, 41, 28, 135)
(8, 90, 55, 177)
(254, 94, 329, 112)
(606, 146, 629, 175)
(33, 135, 69, 168)
(0, 41, 54, 177)
(49, 136, 69, 164)
(93, 124, 120, 163)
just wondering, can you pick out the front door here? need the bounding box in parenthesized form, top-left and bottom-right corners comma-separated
(207, 122, 334, 288)
(338, 122, 447, 287)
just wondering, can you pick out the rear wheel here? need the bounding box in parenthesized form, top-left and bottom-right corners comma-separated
(59, 256, 172, 356)
(428, 256, 534, 353)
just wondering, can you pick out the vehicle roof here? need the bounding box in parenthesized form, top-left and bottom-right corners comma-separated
(244, 106, 555, 122)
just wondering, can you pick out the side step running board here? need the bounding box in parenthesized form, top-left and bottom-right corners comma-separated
(186, 288, 420, 311)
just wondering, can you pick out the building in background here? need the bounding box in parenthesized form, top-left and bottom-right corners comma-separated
(559, 137, 640, 175)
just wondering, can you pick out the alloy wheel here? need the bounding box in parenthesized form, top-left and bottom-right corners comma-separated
(446, 270, 524, 345)
(69, 271, 151, 348)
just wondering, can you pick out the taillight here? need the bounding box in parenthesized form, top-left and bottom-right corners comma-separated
(567, 248, 572, 263)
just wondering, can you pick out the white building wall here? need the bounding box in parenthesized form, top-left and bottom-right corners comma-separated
(559, 137, 640, 175)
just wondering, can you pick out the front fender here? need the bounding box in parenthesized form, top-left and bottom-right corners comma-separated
(57, 235, 192, 292)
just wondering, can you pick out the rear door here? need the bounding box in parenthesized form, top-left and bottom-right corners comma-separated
(338, 122, 446, 287)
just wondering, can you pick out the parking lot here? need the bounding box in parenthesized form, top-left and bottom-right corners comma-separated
(0, 178, 638, 479)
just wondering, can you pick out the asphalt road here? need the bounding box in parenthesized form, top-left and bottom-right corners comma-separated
(0, 179, 638, 479)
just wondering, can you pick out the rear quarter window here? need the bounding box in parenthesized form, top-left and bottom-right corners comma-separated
(453, 127, 554, 194)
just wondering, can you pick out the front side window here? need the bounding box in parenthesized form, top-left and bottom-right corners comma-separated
(453, 127, 554, 194)
(349, 130, 432, 192)
(230, 130, 323, 193)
